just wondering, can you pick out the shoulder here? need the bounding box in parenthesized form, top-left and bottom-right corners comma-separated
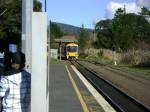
(1, 72, 22, 84)
(22, 70, 31, 76)
(21, 70, 31, 81)
(0, 76, 8, 84)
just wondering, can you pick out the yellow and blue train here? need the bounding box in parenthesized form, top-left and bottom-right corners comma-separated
(65, 43, 78, 60)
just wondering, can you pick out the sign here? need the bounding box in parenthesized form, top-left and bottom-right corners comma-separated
(50, 49, 58, 59)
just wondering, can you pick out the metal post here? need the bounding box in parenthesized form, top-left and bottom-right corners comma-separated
(113, 51, 117, 65)
(92, 21, 96, 42)
(22, 0, 33, 73)
(93, 29, 96, 42)
(45, 0, 47, 12)
(59, 44, 62, 61)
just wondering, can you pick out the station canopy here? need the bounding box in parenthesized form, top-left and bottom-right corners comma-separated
(55, 36, 78, 43)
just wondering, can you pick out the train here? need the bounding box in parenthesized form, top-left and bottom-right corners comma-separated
(65, 43, 79, 60)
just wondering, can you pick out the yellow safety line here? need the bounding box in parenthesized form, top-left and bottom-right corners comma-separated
(66, 65, 90, 112)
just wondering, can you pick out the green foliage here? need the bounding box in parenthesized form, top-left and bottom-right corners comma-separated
(95, 19, 113, 49)
(54, 22, 93, 36)
(95, 7, 150, 51)
(50, 22, 63, 48)
(50, 58, 61, 64)
(85, 54, 111, 64)
(79, 24, 89, 48)
(49, 22, 92, 48)
(140, 7, 150, 16)
(0, 0, 22, 52)
(34, 0, 42, 12)
(0, 0, 42, 52)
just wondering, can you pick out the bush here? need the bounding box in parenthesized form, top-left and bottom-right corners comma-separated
(121, 50, 150, 67)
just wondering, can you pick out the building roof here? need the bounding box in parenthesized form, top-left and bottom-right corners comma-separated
(62, 36, 78, 40)
(55, 35, 78, 43)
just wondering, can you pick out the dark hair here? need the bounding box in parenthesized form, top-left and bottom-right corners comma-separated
(20, 52, 25, 69)
(11, 52, 26, 69)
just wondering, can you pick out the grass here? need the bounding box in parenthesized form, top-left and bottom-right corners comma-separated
(112, 64, 150, 76)
(81, 54, 150, 76)
(84, 54, 112, 64)
(124, 65, 150, 75)
(50, 58, 61, 64)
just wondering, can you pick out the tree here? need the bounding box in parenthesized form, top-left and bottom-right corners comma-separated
(79, 24, 89, 49)
(140, 7, 150, 16)
(112, 8, 150, 51)
(112, 8, 126, 50)
(95, 19, 112, 31)
(0, 0, 42, 52)
(50, 22, 63, 48)
(0, 0, 22, 52)
(95, 19, 113, 49)
(95, 7, 150, 51)
(34, 0, 42, 12)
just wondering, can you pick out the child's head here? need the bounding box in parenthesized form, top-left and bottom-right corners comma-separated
(11, 52, 25, 70)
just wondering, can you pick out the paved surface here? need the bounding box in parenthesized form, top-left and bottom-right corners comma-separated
(50, 64, 83, 112)
(67, 65, 105, 112)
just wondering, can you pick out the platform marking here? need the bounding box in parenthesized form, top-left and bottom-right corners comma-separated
(71, 65, 116, 112)
(66, 65, 90, 112)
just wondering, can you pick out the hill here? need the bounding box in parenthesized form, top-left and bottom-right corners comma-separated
(52, 22, 93, 36)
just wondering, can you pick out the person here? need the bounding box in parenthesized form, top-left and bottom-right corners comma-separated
(0, 52, 31, 112)
(0, 51, 13, 111)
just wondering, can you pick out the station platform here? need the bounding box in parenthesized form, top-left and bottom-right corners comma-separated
(50, 64, 84, 112)
(49, 63, 110, 112)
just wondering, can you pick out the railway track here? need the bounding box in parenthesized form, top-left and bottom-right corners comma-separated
(84, 60, 150, 87)
(70, 60, 150, 112)
(86, 60, 150, 80)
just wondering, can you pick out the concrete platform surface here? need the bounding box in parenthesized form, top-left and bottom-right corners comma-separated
(50, 64, 83, 112)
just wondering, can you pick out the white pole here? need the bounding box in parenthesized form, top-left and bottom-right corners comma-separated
(60, 44, 62, 61)
(94, 29, 96, 42)
(22, 0, 33, 73)
(113, 51, 117, 65)
(22, 2, 49, 112)
(31, 12, 48, 112)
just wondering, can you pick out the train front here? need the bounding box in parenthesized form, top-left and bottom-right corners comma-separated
(66, 43, 78, 60)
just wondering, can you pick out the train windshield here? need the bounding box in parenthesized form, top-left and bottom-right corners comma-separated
(67, 46, 77, 52)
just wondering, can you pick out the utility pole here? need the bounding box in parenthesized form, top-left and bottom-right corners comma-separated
(93, 28, 96, 42)
(22, 0, 33, 73)
(92, 21, 96, 42)
(45, 0, 47, 12)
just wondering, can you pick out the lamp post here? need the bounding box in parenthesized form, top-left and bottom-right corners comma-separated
(45, 0, 47, 12)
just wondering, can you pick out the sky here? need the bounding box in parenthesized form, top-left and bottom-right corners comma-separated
(39, 0, 150, 29)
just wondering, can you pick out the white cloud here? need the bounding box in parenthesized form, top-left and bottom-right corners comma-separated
(105, 2, 141, 19)
(136, 0, 150, 8)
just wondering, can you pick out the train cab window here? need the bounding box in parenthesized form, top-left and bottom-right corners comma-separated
(67, 46, 77, 52)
